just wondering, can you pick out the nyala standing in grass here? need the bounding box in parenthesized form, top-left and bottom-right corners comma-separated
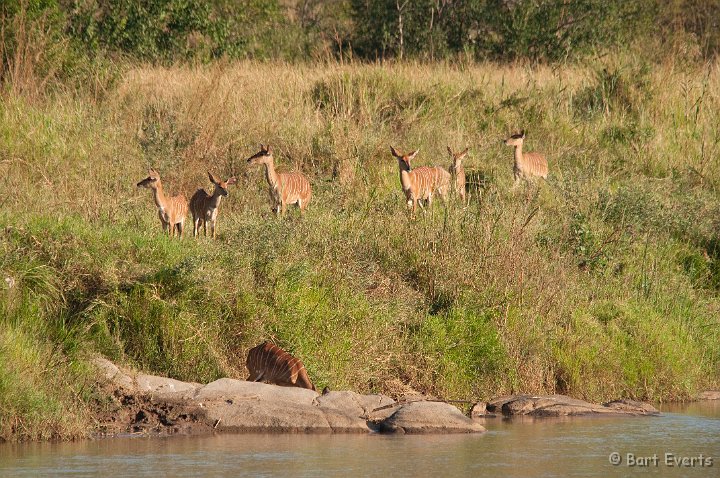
(447, 146, 469, 205)
(504, 130, 548, 188)
(390, 146, 451, 215)
(136, 168, 188, 238)
(189, 172, 236, 238)
(246, 145, 312, 216)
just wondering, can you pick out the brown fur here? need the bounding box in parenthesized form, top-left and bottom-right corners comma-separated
(389, 146, 451, 215)
(247, 145, 312, 215)
(189, 172, 236, 238)
(447, 146, 468, 204)
(504, 130, 548, 186)
(136, 168, 188, 237)
(246, 342, 315, 391)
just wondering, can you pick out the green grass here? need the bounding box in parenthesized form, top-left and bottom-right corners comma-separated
(2, 58, 720, 441)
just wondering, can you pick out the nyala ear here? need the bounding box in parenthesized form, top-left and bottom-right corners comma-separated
(149, 167, 158, 176)
(407, 149, 419, 161)
(460, 147, 469, 157)
(266, 145, 273, 155)
(521, 129, 526, 138)
(259, 143, 265, 151)
(226, 176, 237, 185)
(389, 145, 401, 158)
(447, 146, 453, 156)
(208, 171, 221, 184)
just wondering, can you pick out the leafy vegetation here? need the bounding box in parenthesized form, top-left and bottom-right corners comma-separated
(2, 0, 720, 70)
(2, 0, 720, 443)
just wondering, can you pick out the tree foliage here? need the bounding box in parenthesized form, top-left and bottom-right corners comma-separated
(1, 0, 720, 68)
(349, 0, 653, 62)
(63, 0, 298, 61)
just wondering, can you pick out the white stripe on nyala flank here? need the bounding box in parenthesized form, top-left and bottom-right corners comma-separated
(247, 145, 312, 216)
(390, 146, 451, 215)
(246, 342, 316, 391)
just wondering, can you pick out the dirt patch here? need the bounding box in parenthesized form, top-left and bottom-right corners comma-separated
(91, 383, 213, 437)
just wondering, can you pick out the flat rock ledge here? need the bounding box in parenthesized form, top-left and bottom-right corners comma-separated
(373, 401, 486, 434)
(697, 391, 720, 400)
(483, 394, 660, 418)
(93, 357, 484, 436)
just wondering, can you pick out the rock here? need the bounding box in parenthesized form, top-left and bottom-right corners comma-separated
(197, 398, 336, 433)
(136, 374, 198, 395)
(314, 390, 397, 420)
(602, 399, 659, 415)
(102, 359, 687, 436)
(487, 394, 659, 417)
(94, 356, 199, 395)
(97, 371, 377, 434)
(374, 401, 486, 434)
(318, 408, 371, 433)
(94, 356, 121, 380)
(175, 380, 375, 433)
(93, 357, 490, 435)
(191, 378, 318, 405)
(494, 395, 600, 417)
(470, 401, 493, 418)
(697, 391, 720, 400)
(93, 357, 134, 390)
(486, 395, 514, 412)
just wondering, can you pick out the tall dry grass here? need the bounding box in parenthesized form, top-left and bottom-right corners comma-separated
(2, 59, 720, 440)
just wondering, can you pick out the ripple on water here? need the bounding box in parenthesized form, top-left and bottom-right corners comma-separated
(0, 402, 718, 478)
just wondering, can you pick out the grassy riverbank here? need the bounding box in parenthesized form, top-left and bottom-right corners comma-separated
(2, 59, 720, 441)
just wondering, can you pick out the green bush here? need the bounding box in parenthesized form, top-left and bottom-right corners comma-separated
(2, 60, 720, 442)
(574, 63, 654, 118)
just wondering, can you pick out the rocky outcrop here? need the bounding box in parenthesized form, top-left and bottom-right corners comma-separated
(314, 390, 397, 421)
(697, 391, 720, 400)
(93, 357, 485, 436)
(602, 398, 660, 415)
(485, 394, 659, 417)
(470, 401, 493, 418)
(374, 401, 486, 434)
(136, 374, 199, 394)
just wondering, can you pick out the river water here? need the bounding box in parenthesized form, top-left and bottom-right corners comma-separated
(1, 401, 717, 477)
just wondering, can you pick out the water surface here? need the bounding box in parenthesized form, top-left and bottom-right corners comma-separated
(1, 401, 717, 477)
